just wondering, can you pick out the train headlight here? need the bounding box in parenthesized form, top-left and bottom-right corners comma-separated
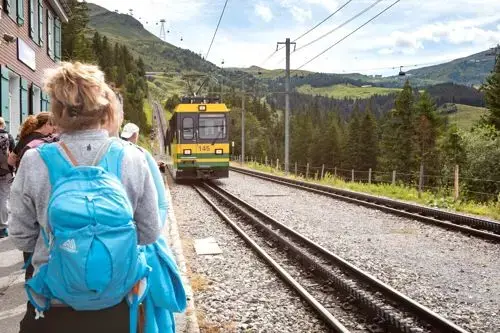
(215, 149, 223, 155)
(198, 105, 207, 111)
(183, 149, 192, 155)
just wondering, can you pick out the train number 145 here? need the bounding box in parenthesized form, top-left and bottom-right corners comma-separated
(198, 145, 211, 152)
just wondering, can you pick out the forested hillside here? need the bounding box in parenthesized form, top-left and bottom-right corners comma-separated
(61, 0, 149, 134)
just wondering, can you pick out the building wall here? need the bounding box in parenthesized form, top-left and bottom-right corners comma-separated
(0, 0, 63, 136)
(0, 0, 58, 87)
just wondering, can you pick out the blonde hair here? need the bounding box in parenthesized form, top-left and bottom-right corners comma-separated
(43, 61, 117, 132)
(19, 112, 52, 139)
(0, 117, 5, 129)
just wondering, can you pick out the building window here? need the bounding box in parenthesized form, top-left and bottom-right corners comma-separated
(47, 10, 54, 59)
(31, 85, 41, 115)
(29, 0, 39, 42)
(41, 92, 50, 112)
(38, 0, 44, 46)
(5, 0, 18, 22)
(8, 71, 21, 137)
(0, 66, 11, 133)
(16, 0, 24, 25)
(54, 17, 61, 61)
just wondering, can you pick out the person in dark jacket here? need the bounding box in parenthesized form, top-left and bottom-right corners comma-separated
(0, 117, 15, 238)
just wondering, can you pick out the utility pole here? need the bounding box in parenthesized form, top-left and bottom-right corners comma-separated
(241, 80, 245, 166)
(277, 38, 296, 174)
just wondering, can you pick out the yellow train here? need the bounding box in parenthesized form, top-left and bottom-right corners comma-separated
(166, 96, 230, 181)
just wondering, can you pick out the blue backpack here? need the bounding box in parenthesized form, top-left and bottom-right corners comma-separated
(26, 140, 150, 320)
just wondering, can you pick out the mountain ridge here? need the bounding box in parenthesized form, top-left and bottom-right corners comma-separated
(85, 2, 495, 96)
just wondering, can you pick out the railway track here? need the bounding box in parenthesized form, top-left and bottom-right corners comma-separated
(230, 166, 500, 242)
(152, 101, 167, 154)
(194, 181, 470, 333)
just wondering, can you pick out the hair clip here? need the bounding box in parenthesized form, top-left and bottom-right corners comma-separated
(68, 105, 80, 117)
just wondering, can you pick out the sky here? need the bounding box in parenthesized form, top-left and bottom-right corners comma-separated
(87, 0, 500, 76)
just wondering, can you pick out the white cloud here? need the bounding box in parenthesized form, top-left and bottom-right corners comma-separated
(289, 5, 312, 22)
(378, 48, 394, 55)
(360, 15, 500, 54)
(303, 0, 338, 12)
(278, 0, 313, 22)
(254, 3, 273, 22)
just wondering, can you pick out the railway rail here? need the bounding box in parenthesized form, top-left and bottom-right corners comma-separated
(194, 181, 470, 333)
(230, 166, 500, 242)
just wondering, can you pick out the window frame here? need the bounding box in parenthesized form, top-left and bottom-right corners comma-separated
(38, 0, 44, 46)
(28, 0, 39, 44)
(182, 117, 194, 140)
(54, 17, 61, 61)
(198, 113, 227, 140)
(31, 84, 41, 115)
(47, 9, 54, 60)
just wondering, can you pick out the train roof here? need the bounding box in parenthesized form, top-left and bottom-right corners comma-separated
(173, 104, 230, 113)
(173, 96, 230, 113)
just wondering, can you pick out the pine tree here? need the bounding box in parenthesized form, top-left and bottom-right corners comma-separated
(358, 105, 378, 170)
(61, 0, 94, 62)
(91, 32, 102, 59)
(482, 52, 500, 131)
(344, 105, 362, 169)
(414, 91, 441, 177)
(379, 80, 416, 174)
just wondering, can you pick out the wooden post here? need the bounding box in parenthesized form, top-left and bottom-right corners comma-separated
(368, 168, 372, 184)
(454, 164, 460, 201)
(334, 167, 337, 177)
(418, 162, 424, 198)
(321, 164, 325, 179)
(392, 170, 396, 185)
(306, 163, 310, 179)
(351, 169, 355, 182)
(265, 156, 268, 166)
(294, 162, 298, 176)
(276, 159, 280, 170)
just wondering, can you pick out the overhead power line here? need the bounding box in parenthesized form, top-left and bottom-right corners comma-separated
(294, 0, 383, 53)
(296, 0, 402, 71)
(293, 0, 354, 43)
(205, 0, 230, 61)
(256, 0, 354, 68)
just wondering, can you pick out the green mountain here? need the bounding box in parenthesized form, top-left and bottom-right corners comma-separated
(86, 3, 216, 74)
(404, 50, 496, 86)
(86, 2, 495, 101)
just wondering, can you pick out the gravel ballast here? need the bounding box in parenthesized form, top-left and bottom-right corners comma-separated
(216, 172, 500, 333)
(171, 183, 330, 332)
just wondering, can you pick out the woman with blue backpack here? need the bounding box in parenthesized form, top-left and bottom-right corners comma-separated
(8, 61, 162, 333)
(105, 93, 187, 333)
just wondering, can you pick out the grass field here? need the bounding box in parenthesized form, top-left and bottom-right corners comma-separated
(147, 75, 185, 104)
(237, 162, 500, 221)
(447, 104, 488, 130)
(143, 99, 153, 129)
(296, 83, 401, 99)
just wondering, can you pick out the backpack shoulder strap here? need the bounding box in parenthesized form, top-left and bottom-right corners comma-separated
(96, 140, 125, 180)
(37, 143, 73, 187)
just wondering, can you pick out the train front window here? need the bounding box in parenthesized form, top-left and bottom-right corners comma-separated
(199, 114, 227, 140)
(183, 117, 194, 140)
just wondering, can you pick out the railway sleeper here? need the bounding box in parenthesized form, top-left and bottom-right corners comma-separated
(204, 184, 427, 333)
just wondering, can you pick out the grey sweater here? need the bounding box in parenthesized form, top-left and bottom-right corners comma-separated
(8, 129, 161, 274)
